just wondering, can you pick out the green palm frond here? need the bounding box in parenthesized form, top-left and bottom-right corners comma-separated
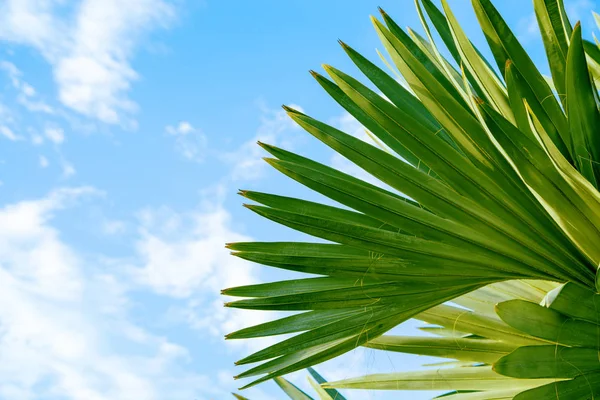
(322, 281, 600, 399)
(224, 0, 600, 396)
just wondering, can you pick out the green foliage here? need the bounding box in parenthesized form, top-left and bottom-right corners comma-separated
(232, 368, 346, 400)
(224, 0, 600, 397)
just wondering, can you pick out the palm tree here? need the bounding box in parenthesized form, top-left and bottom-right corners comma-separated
(223, 0, 600, 398)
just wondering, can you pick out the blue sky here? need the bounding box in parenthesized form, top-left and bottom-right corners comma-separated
(0, 0, 596, 399)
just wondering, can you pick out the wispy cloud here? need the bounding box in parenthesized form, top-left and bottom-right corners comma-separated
(0, 60, 54, 114)
(0, 0, 176, 126)
(31, 132, 44, 145)
(130, 183, 277, 355)
(0, 125, 20, 141)
(45, 126, 65, 144)
(221, 102, 304, 181)
(39, 155, 49, 168)
(61, 160, 76, 178)
(102, 219, 127, 235)
(131, 181, 258, 298)
(565, 0, 595, 23)
(165, 121, 207, 162)
(516, 12, 539, 44)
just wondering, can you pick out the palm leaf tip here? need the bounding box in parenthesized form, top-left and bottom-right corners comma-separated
(321, 64, 335, 75)
(261, 157, 279, 168)
(377, 6, 389, 18)
(337, 39, 349, 49)
(281, 104, 298, 113)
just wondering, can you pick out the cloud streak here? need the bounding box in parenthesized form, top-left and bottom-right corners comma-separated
(165, 121, 208, 162)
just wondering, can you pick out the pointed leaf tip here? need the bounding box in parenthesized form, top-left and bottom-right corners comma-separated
(282, 104, 299, 114)
(257, 141, 274, 151)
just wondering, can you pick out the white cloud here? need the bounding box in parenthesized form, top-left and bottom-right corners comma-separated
(0, 60, 55, 114)
(61, 161, 76, 178)
(102, 219, 127, 235)
(165, 121, 207, 162)
(39, 155, 49, 168)
(130, 184, 277, 354)
(0, 187, 234, 400)
(565, 0, 595, 23)
(45, 126, 65, 144)
(516, 12, 539, 43)
(166, 121, 195, 136)
(132, 197, 257, 297)
(0, 0, 175, 125)
(31, 133, 44, 145)
(0, 60, 20, 86)
(21, 82, 35, 97)
(221, 103, 304, 181)
(19, 95, 54, 114)
(0, 125, 20, 141)
(0, 102, 14, 123)
(332, 112, 371, 142)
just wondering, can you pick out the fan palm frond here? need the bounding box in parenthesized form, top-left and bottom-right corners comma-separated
(224, 0, 600, 396)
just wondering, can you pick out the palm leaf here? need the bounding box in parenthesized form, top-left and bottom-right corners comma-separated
(274, 377, 313, 400)
(224, 0, 600, 396)
(322, 366, 558, 391)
